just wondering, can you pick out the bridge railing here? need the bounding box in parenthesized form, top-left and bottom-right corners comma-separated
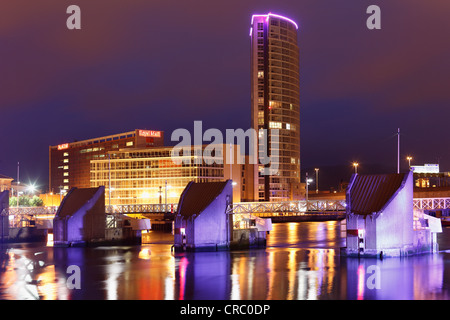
(227, 200, 347, 214)
(1, 207, 58, 228)
(105, 203, 178, 214)
(2, 197, 449, 219)
(3, 206, 58, 216)
(413, 198, 450, 210)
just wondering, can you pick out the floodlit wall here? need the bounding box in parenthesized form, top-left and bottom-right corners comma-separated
(191, 182, 232, 249)
(53, 187, 105, 245)
(374, 172, 414, 252)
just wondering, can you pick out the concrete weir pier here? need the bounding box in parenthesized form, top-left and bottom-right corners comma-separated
(341, 171, 442, 258)
(173, 180, 271, 252)
(53, 186, 150, 247)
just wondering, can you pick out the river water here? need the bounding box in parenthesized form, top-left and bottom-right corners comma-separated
(1, 221, 450, 300)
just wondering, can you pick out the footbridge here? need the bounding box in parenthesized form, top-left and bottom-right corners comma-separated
(2, 197, 450, 226)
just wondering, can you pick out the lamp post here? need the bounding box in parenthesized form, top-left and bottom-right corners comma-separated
(159, 186, 162, 204)
(164, 181, 172, 213)
(305, 172, 313, 204)
(306, 172, 308, 203)
(407, 156, 412, 169)
(108, 153, 111, 209)
(353, 162, 359, 174)
(315, 168, 319, 194)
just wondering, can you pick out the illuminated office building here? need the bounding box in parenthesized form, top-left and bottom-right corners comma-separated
(90, 144, 246, 206)
(49, 129, 164, 193)
(250, 13, 302, 201)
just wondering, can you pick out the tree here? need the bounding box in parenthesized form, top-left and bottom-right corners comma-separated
(9, 196, 17, 207)
(30, 196, 44, 207)
(18, 196, 30, 207)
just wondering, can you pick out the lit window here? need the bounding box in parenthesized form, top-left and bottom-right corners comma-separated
(258, 71, 264, 78)
(63, 172, 69, 177)
(286, 123, 291, 130)
(63, 166, 69, 170)
(126, 141, 134, 147)
(63, 159, 69, 163)
(291, 157, 296, 164)
(63, 179, 69, 183)
(258, 129, 265, 138)
(63, 152, 69, 157)
(269, 121, 282, 129)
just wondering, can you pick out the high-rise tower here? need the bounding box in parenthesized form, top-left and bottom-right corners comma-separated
(250, 13, 302, 201)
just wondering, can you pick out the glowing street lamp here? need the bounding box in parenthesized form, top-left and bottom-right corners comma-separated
(407, 156, 413, 168)
(314, 168, 319, 194)
(305, 172, 314, 203)
(353, 162, 359, 174)
(165, 180, 172, 213)
(27, 184, 37, 195)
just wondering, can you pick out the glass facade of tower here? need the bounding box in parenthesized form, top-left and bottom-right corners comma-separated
(250, 13, 302, 202)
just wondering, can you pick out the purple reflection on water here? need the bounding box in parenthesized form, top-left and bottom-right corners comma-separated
(1, 222, 450, 300)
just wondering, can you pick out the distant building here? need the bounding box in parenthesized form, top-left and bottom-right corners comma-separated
(343, 171, 442, 258)
(49, 129, 164, 193)
(411, 164, 450, 188)
(250, 13, 302, 201)
(0, 174, 13, 193)
(90, 144, 254, 205)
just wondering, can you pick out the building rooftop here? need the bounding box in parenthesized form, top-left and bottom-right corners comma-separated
(348, 173, 407, 215)
(0, 174, 13, 180)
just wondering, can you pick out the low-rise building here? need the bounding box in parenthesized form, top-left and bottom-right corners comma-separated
(0, 174, 13, 193)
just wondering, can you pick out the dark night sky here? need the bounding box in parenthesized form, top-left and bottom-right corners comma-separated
(1, 0, 449, 191)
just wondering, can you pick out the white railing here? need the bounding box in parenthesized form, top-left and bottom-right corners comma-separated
(413, 198, 450, 210)
(3, 206, 58, 216)
(105, 203, 178, 214)
(2, 197, 449, 219)
(227, 200, 347, 214)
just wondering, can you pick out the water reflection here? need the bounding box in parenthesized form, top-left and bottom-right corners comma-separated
(1, 222, 450, 300)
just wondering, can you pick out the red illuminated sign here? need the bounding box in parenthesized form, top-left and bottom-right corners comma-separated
(139, 130, 161, 138)
(57, 143, 69, 150)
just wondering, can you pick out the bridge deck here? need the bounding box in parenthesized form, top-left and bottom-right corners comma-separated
(2, 197, 449, 222)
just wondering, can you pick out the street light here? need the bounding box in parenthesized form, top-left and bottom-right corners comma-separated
(27, 184, 36, 194)
(353, 162, 359, 174)
(165, 180, 172, 213)
(314, 168, 319, 194)
(305, 172, 313, 203)
(407, 156, 413, 169)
